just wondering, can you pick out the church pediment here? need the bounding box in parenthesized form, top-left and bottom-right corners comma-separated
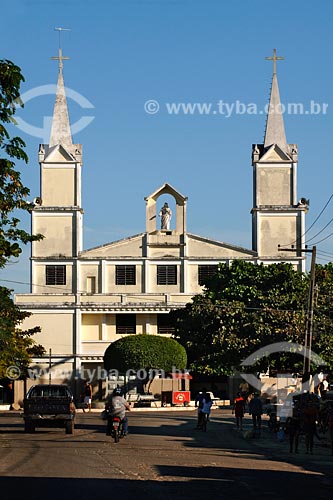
(145, 183, 187, 203)
(187, 234, 256, 258)
(80, 234, 145, 258)
(43, 144, 77, 162)
(258, 144, 292, 163)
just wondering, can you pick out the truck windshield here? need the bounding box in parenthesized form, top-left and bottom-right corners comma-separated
(29, 386, 70, 398)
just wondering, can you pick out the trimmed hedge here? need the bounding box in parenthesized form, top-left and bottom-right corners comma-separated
(104, 334, 187, 372)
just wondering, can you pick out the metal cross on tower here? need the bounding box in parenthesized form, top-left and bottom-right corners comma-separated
(265, 48, 284, 74)
(51, 27, 71, 71)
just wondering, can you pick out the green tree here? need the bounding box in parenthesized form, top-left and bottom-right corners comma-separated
(170, 260, 309, 376)
(313, 262, 333, 370)
(0, 286, 44, 378)
(0, 59, 42, 265)
(104, 334, 187, 373)
(0, 59, 44, 377)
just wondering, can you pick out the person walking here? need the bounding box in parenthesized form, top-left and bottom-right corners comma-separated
(303, 400, 319, 454)
(201, 393, 213, 431)
(83, 380, 92, 413)
(195, 388, 207, 429)
(233, 392, 245, 430)
(239, 381, 249, 403)
(248, 393, 263, 434)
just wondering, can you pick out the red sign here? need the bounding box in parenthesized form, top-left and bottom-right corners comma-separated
(172, 391, 191, 405)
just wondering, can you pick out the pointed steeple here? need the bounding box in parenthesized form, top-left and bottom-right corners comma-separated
(264, 49, 287, 152)
(49, 48, 72, 148)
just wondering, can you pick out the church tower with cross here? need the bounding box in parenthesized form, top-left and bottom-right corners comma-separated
(251, 49, 307, 272)
(27, 46, 83, 380)
(31, 47, 83, 286)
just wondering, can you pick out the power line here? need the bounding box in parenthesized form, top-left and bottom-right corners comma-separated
(310, 231, 333, 246)
(281, 193, 333, 247)
(317, 249, 333, 258)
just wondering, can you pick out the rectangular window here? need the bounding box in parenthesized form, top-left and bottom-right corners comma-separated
(116, 265, 136, 285)
(157, 314, 175, 335)
(157, 265, 177, 285)
(116, 314, 136, 334)
(198, 265, 218, 286)
(46, 265, 66, 285)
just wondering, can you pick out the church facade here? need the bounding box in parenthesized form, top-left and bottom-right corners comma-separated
(14, 49, 308, 390)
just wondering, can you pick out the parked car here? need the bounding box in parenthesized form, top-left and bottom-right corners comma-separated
(23, 384, 76, 434)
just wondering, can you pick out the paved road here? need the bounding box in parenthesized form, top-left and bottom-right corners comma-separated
(0, 410, 332, 500)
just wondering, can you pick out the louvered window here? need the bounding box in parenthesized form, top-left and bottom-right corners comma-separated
(46, 265, 66, 285)
(116, 314, 136, 334)
(198, 265, 218, 286)
(157, 265, 177, 285)
(157, 314, 175, 334)
(116, 265, 136, 285)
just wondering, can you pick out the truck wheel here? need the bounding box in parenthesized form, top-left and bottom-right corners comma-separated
(65, 421, 74, 435)
(24, 421, 35, 433)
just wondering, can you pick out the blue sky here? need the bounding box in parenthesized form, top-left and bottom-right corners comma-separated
(1, 0, 333, 293)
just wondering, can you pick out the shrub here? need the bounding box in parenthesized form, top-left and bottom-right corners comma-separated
(104, 334, 187, 372)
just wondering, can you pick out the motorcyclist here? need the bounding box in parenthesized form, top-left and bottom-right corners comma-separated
(105, 387, 131, 436)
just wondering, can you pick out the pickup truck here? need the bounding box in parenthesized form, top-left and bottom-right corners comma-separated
(23, 384, 76, 434)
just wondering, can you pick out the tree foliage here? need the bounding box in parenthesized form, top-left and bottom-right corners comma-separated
(170, 260, 310, 376)
(0, 286, 45, 378)
(0, 60, 44, 377)
(313, 262, 333, 370)
(104, 334, 187, 373)
(0, 59, 42, 267)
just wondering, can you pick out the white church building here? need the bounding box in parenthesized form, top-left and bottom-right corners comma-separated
(14, 49, 308, 392)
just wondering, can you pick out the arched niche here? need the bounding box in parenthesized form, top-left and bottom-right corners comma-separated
(144, 183, 187, 235)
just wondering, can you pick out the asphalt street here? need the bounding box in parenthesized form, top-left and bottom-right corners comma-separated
(0, 410, 332, 500)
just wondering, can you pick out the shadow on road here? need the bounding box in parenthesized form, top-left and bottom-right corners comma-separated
(0, 467, 332, 500)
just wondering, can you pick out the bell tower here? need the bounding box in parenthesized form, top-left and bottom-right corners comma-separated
(252, 49, 307, 272)
(31, 48, 83, 293)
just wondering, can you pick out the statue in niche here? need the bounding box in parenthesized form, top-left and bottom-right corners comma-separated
(159, 202, 172, 230)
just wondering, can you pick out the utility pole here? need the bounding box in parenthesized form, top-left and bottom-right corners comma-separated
(304, 246, 316, 373)
(278, 245, 317, 375)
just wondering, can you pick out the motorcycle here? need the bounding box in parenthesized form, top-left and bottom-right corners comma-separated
(108, 415, 125, 443)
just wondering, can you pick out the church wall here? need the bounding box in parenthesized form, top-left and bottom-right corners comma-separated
(33, 215, 74, 257)
(258, 214, 297, 257)
(81, 313, 153, 344)
(148, 248, 181, 258)
(80, 264, 100, 293)
(20, 312, 74, 355)
(257, 166, 291, 205)
(148, 234, 181, 246)
(82, 314, 102, 340)
(16, 294, 76, 304)
(80, 295, 122, 304)
(42, 166, 75, 206)
(187, 263, 206, 295)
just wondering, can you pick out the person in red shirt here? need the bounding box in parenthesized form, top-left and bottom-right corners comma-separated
(233, 392, 245, 430)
